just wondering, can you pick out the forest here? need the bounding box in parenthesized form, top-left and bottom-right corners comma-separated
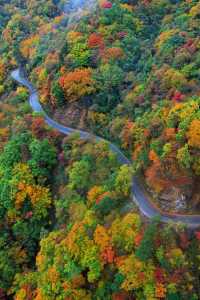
(0, 0, 200, 299)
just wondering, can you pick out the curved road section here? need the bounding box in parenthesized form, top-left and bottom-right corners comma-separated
(11, 68, 200, 228)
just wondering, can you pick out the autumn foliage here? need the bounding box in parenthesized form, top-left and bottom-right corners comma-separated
(187, 119, 200, 148)
(59, 68, 96, 101)
(1, 0, 200, 299)
(88, 33, 104, 49)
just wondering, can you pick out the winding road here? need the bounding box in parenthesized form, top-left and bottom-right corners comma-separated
(11, 68, 200, 228)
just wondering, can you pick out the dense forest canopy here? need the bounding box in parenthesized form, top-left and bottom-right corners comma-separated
(0, 0, 200, 299)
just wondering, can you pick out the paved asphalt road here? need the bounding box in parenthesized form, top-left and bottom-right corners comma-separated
(11, 68, 200, 228)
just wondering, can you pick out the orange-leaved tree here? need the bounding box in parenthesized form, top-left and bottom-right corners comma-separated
(59, 68, 96, 102)
(187, 119, 200, 148)
(88, 33, 104, 49)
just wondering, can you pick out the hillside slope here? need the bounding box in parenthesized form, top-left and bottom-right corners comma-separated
(0, 0, 200, 299)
